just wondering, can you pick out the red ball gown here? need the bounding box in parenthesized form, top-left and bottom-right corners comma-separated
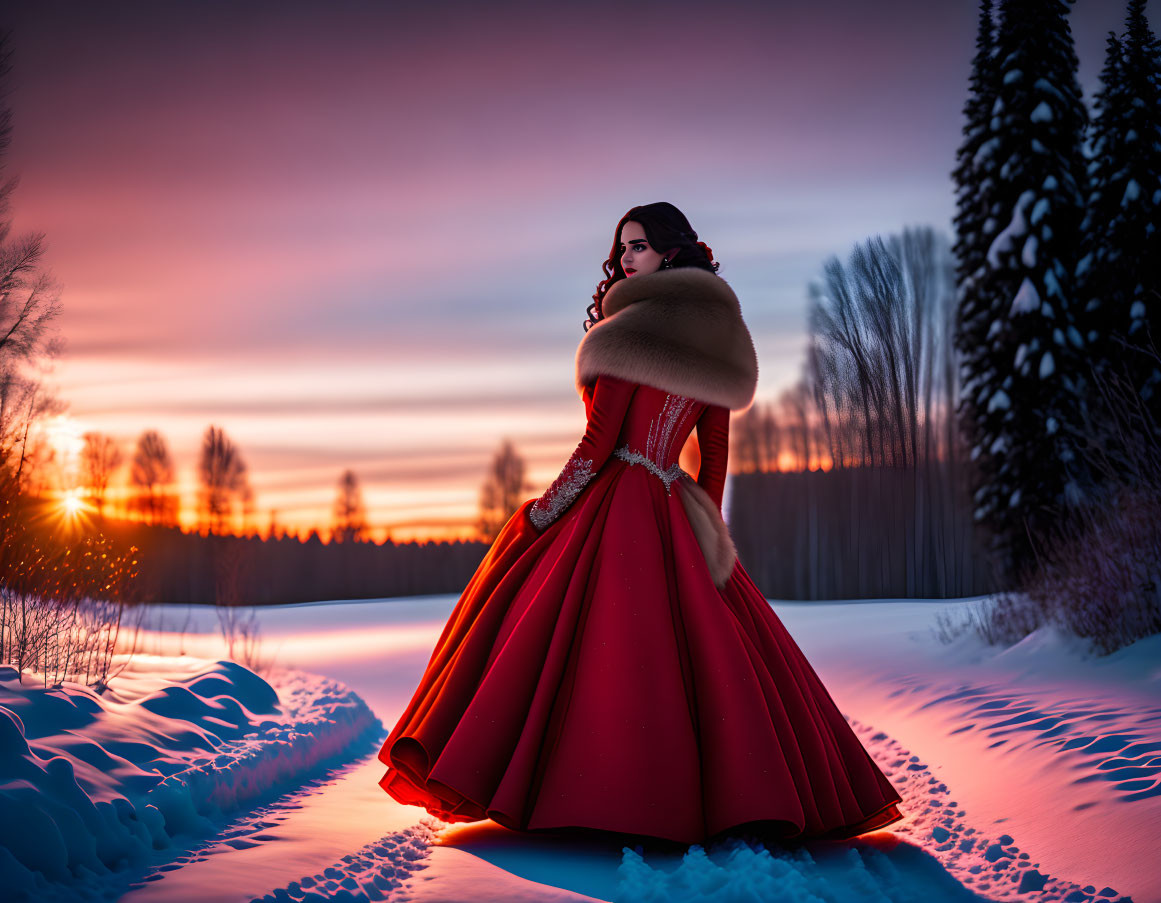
(378, 268, 903, 844)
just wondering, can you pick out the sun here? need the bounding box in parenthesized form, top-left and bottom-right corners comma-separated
(58, 487, 90, 521)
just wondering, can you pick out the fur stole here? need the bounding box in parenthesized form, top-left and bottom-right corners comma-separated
(574, 267, 758, 410)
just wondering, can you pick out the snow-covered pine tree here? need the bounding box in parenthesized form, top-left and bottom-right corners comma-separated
(953, 0, 998, 297)
(1079, 0, 1161, 438)
(952, 0, 1006, 577)
(1078, 32, 1128, 378)
(959, 0, 1091, 583)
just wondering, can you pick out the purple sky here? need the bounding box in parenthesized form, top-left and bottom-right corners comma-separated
(6, 0, 1156, 537)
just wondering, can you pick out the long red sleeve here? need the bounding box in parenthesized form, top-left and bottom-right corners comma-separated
(528, 375, 636, 531)
(695, 404, 730, 512)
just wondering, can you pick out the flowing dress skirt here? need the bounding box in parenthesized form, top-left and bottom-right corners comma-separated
(379, 459, 903, 844)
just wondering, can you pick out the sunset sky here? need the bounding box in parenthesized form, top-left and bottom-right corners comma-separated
(5, 0, 1155, 540)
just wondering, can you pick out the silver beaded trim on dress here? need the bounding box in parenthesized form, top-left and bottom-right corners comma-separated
(529, 450, 594, 530)
(612, 445, 687, 494)
(646, 393, 695, 464)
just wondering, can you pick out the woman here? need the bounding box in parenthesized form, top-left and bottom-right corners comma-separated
(377, 202, 904, 845)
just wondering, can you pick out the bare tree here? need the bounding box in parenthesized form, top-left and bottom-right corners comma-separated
(332, 469, 369, 542)
(808, 228, 955, 595)
(479, 439, 527, 542)
(732, 406, 760, 474)
(807, 226, 955, 470)
(129, 429, 179, 526)
(198, 425, 249, 535)
(781, 379, 818, 471)
(0, 33, 64, 494)
(732, 402, 782, 473)
(80, 432, 122, 517)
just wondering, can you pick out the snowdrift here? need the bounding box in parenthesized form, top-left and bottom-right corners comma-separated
(0, 655, 381, 897)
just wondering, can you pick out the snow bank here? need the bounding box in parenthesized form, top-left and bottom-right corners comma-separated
(0, 656, 381, 898)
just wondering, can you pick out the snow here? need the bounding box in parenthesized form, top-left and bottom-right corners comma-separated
(1032, 78, 1066, 104)
(1039, 350, 1055, 378)
(0, 655, 380, 899)
(248, 821, 442, 903)
(1043, 267, 1062, 300)
(2, 594, 1157, 902)
(1030, 197, 1050, 226)
(1131, 300, 1146, 320)
(1030, 101, 1053, 123)
(1020, 235, 1038, 267)
(986, 190, 1036, 268)
(615, 833, 961, 902)
(1003, 69, 1023, 85)
(987, 389, 1011, 412)
(1046, 416, 1058, 434)
(1122, 179, 1141, 205)
(1009, 278, 1040, 315)
(973, 138, 1001, 168)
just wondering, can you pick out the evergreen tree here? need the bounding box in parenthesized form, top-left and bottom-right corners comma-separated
(953, 0, 1004, 572)
(332, 469, 369, 542)
(1079, 0, 1161, 438)
(953, 0, 998, 297)
(955, 0, 1091, 583)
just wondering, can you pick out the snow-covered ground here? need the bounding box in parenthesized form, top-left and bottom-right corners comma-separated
(2, 593, 1157, 902)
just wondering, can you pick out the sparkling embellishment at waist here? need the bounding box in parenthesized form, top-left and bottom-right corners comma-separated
(612, 445, 687, 494)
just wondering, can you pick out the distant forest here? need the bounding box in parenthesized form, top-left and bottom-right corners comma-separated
(95, 515, 490, 606)
(20, 465, 994, 606)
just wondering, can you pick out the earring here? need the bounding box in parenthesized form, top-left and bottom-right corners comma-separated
(659, 256, 672, 270)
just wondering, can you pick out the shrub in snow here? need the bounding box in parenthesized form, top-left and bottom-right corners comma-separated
(1022, 483, 1161, 654)
(933, 589, 1045, 648)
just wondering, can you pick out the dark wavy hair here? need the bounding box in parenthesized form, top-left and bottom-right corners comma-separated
(584, 202, 720, 332)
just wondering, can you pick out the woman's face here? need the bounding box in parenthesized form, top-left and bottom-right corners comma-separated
(618, 221, 670, 277)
